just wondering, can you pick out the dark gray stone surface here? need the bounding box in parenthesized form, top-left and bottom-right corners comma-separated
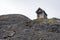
(0, 14, 60, 40)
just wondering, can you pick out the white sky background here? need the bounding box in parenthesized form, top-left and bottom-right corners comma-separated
(0, 0, 60, 19)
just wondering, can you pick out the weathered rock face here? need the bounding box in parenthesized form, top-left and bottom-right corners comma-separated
(0, 14, 31, 39)
(0, 14, 60, 40)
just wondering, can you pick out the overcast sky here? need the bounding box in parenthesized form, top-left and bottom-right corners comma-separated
(0, 0, 60, 19)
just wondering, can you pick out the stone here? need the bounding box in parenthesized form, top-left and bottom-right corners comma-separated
(0, 14, 60, 40)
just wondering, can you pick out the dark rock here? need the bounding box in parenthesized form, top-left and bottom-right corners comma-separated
(0, 14, 60, 40)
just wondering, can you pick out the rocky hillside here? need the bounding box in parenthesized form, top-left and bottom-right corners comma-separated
(0, 14, 60, 40)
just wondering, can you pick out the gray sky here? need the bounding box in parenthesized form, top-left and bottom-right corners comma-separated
(0, 0, 60, 19)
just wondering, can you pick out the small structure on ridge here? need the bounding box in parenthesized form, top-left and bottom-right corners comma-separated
(36, 8, 47, 19)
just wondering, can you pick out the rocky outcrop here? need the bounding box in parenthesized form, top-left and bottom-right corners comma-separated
(0, 14, 31, 40)
(0, 14, 60, 40)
